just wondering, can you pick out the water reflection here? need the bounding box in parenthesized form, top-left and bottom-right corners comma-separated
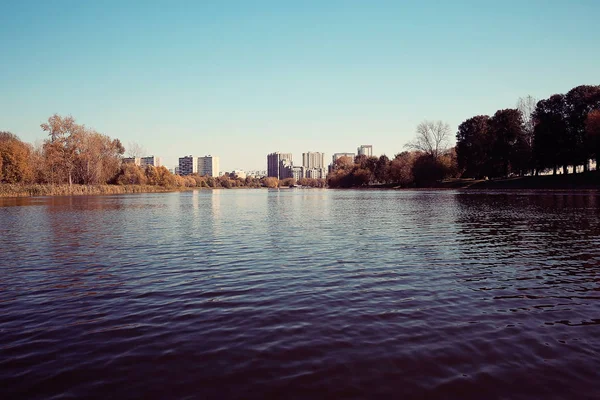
(1, 190, 600, 399)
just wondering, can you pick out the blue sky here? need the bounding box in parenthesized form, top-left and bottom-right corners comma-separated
(1, 0, 598, 171)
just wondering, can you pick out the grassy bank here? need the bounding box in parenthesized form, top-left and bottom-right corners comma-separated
(0, 184, 197, 198)
(436, 172, 600, 190)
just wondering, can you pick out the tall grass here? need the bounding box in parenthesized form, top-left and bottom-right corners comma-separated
(0, 184, 195, 198)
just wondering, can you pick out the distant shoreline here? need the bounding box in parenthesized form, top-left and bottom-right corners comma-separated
(0, 184, 204, 198)
(334, 172, 600, 191)
(2, 173, 600, 198)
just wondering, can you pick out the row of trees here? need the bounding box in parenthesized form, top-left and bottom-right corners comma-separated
(0, 114, 327, 189)
(328, 120, 459, 188)
(115, 163, 326, 189)
(1, 115, 125, 185)
(327, 150, 459, 188)
(457, 85, 600, 178)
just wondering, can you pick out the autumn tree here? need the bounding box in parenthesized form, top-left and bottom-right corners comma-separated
(76, 131, 124, 184)
(389, 151, 417, 186)
(406, 120, 451, 160)
(0, 132, 34, 183)
(263, 177, 279, 188)
(374, 155, 391, 183)
(117, 164, 146, 185)
(41, 114, 85, 186)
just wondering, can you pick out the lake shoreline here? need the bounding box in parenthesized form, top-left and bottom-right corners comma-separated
(2, 172, 600, 197)
(0, 184, 206, 198)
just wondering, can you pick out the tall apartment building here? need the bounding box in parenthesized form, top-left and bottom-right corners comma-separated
(302, 152, 326, 169)
(122, 157, 141, 166)
(267, 152, 293, 179)
(198, 155, 220, 177)
(305, 168, 326, 179)
(357, 145, 373, 157)
(178, 155, 197, 176)
(291, 166, 305, 181)
(279, 159, 294, 179)
(141, 156, 162, 168)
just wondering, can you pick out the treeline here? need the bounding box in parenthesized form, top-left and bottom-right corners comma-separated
(118, 165, 325, 189)
(1, 115, 125, 185)
(328, 121, 459, 188)
(0, 114, 326, 190)
(457, 85, 600, 178)
(327, 150, 459, 188)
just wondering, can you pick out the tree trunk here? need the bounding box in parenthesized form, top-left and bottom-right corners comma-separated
(553, 166, 557, 175)
(563, 165, 568, 175)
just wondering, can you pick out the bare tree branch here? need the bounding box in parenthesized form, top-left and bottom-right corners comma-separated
(406, 120, 451, 159)
(127, 142, 146, 158)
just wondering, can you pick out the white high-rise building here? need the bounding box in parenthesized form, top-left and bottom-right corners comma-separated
(198, 155, 220, 177)
(302, 152, 326, 169)
(122, 157, 141, 166)
(141, 156, 162, 168)
(357, 145, 373, 157)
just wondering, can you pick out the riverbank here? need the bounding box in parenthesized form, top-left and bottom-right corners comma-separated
(0, 184, 198, 198)
(442, 171, 600, 190)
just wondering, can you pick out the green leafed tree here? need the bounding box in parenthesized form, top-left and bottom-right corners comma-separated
(456, 115, 491, 178)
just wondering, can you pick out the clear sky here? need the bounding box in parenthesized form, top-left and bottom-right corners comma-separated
(1, 0, 599, 172)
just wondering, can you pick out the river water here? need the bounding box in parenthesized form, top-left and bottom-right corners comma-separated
(1, 189, 599, 399)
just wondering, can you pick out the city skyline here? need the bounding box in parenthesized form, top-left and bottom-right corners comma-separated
(1, 1, 599, 171)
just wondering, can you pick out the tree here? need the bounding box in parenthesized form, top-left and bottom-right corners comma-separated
(517, 95, 538, 174)
(411, 154, 447, 186)
(390, 151, 417, 186)
(263, 177, 279, 188)
(565, 85, 600, 171)
(488, 109, 525, 177)
(533, 94, 568, 174)
(0, 132, 34, 183)
(127, 142, 146, 158)
(586, 109, 600, 169)
(374, 155, 391, 183)
(41, 114, 85, 186)
(406, 120, 451, 159)
(456, 115, 491, 178)
(116, 163, 147, 185)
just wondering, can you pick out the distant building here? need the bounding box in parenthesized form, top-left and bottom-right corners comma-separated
(231, 169, 246, 179)
(178, 155, 197, 176)
(141, 156, 161, 168)
(357, 145, 373, 157)
(267, 152, 293, 179)
(332, 153, 355, 163)
(247, 170, 266, 178)
(198, 155, 220, 177)
(330, 152, 356, 173)
(174, 166, 180, 175)
(305, 168, 326, 179)
(122, 157, 141, 166)
(291, 166, 305, 181)
(279, 159, 294, 179)
(302, 152, 326, 169)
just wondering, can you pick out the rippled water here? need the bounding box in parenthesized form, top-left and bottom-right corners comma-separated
(1, 189, 600, 399)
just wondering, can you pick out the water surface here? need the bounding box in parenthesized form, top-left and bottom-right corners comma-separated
(1, 189, 599, 399)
